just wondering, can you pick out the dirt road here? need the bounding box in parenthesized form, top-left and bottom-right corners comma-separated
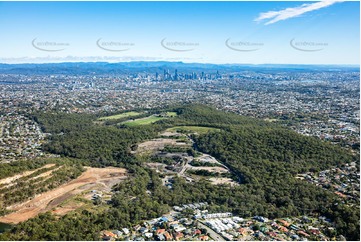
(0, 164, 56, 186)
(0, 167, 126, 224)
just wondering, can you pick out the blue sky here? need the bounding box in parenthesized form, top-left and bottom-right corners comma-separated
(0, 1, 359, 64)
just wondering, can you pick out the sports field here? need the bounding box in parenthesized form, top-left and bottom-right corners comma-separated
(122, 112, 178, 126)
(123, 116, 164, 126)
(98, 111, 142, 120)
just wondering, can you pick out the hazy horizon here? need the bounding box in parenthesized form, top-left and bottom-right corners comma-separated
(0, 60, 359, 67)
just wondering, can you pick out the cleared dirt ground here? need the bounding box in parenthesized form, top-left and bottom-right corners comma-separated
(136, 138, 188, 154)
(0, 164, 56, 186)
(188, 166, 228, 173)
(27, 165, 63, 183)
(0, 167, 126, 224)
(209, 177, 239, 186)
(159, 131, 183, 137)
(51, 200, 85, 216)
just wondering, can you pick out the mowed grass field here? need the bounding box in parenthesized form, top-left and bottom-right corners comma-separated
(122, 116, 165, 126)
(167, 126, 220, 134)
(98, 111, 143, 121)
(165, 112, 177, 117)
(122, 112, 178, 126)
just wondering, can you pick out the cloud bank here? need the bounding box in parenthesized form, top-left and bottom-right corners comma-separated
(255, 0, 343, 25)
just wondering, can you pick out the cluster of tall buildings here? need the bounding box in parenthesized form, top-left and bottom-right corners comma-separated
(156, 70, 222, 81)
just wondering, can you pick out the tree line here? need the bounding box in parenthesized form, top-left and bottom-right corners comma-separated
(0, 104, 358, 240)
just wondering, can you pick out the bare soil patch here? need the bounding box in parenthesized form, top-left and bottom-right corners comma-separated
(136, 138, 184, 153)
(159, 131, 183, 137)
(195, 154, 223, 166)
(0, 164, 56, 186)
(29, 165, 63, 182)
(0, 167, 126, 224)
(51, 200, 85, 216)
(209, 177, 239, 186)
(188, 166, 228, 173)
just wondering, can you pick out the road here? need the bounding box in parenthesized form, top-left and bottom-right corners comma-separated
(197, 220, 225, 241)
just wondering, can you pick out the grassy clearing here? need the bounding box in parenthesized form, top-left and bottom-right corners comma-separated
(98, 111, 142, 121)
(167, 126, 220, 134)
(264, 118, 278, 122)
(165, 112, 178, 117)
(123, 116, 165, 126)
(121, 112, 177, 126)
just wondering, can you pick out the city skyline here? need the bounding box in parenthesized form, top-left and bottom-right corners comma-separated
(0, 1, 359, 64)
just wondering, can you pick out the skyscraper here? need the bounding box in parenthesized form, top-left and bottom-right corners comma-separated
(174, 69, 178, 81)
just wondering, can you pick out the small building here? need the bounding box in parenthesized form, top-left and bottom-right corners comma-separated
(101, 230, 117, 241)
(157, 234, 165, 241)
(144, 232, 153, 239)
(156, 229, 166, 235)
(279, 226, 289, 233)
(297, 230, 310, 237)
(173, 206, 182, 211)
(139, 227, 148, 234)
(174, 226, 186, 233)
(291, 234, 300, 240)
(238, 228, 248, 236)
(170, 224, 179, 229)
(160, 217, 169, 223)
(164, 232, 173, 241)
(290, 224, 300, 231)
(175, 232, 184, 241)
(278, 219, 290, 227)
(112, 230, 123, 237)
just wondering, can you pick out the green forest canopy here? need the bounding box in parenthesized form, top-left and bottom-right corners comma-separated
(0, 104, 358, 240)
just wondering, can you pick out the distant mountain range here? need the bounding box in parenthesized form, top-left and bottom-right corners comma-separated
(0, 62, 358, 75)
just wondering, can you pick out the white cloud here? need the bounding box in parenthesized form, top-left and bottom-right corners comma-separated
(255, 0, 343, 25)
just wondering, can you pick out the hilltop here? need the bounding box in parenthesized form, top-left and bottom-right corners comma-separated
(0, 104, 358, 240)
